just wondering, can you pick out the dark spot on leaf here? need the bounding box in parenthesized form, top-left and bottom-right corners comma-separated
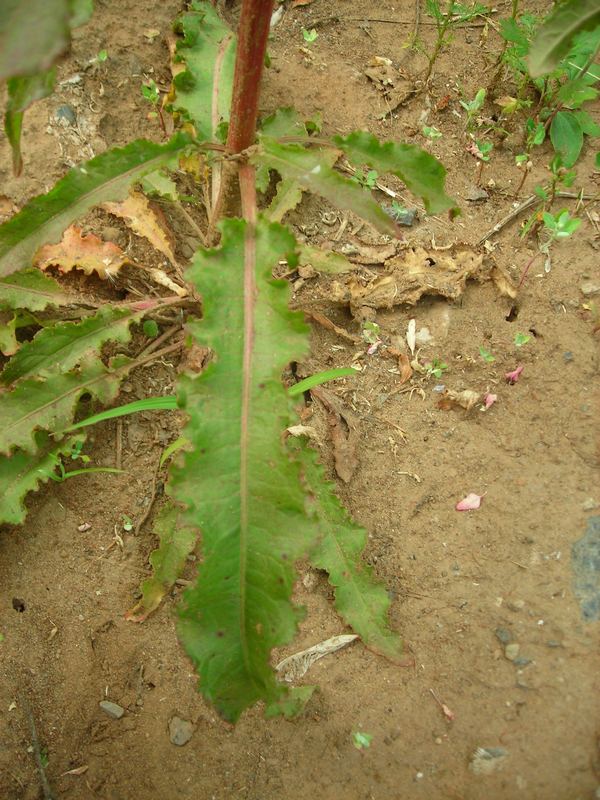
(216, 630, 225, 638)
(281, 553, 288, 560)
(258, 383, 265, 389)
(12, 598, 25, 612)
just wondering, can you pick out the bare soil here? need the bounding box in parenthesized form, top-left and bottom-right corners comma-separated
(1, 1, 599, 799)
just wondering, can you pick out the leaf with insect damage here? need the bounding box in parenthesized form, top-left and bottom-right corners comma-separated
(0, 303, 151, 385)
(253, 139, 402, 237)
(125, 503, 198, 622)
(0, 354, 132, 455)
(0, 133, 191, 279)
(333, 131, 458, 216)
(170, 217, 320, 722)
(0, 268, 72, 310)
(169, 0, 235, 141)
(0, 432, 86, 526)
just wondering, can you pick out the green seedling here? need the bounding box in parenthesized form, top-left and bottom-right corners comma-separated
(141, 79, 160, 105)
(302, 28, 318, 44)
(519, 207, 581, 286)
(362, 321, 380, 345)
(514, 332, 531, 347)
(419, 0, 489, 81)
(352, 731, 373, 750)
(122, 515, 134, 532)
(423, 125, 443, 140)
(479, 346, 495, 363)
(460, 88, 486, 130)
(353, 168, 379, 190)
(425, 358, 448, 379)
(97, 49, 108, 62)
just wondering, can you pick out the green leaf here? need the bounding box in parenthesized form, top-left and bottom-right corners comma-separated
(297, 243, 355, 274)
(4, 69, 56, 175)
(265, 178, 305, 223)
(0, 269, 71, 310)
(141, 170, 179, 201)
(0, 310, 18, 356)
(171, 217, 320, 722)
(0, 355, 132, 455)
(528, 0, 600, 77)
(170, 1, 236, 140)
(333, 131, 458, 216)
(289, 368, 356, 396)
(0, 304, 146, 385)
(254, 140, 402, 238)
(573, 109, 600, 137)
(257, 108, 308, 193)
(69, 0, 94, 28)
(0, 133, 192, 279)
(550, 111, 584, 167)
(68, 395, 179, 431)
(126, 503, 198, 622)
(0, 431, 85, 525)
(293, 440, 402, 662)
(0, 0, 69, 81)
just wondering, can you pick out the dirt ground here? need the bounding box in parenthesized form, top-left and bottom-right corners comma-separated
(1, 0, 599, 798)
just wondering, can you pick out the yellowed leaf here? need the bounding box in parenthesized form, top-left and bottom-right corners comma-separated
(34, 226, 128, 279)
(103, 191, 177, 265)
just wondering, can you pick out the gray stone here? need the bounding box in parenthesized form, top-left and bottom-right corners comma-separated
(99, 700, 125, 719)
(504, 643, 520, 661)
(169, 716, 193, 746)
(580, 281, 600, 297)
(495, 627, 512, 645)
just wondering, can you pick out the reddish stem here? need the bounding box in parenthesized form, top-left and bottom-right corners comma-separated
(226, 0, 274, 155)
(518, 250, 541, 288)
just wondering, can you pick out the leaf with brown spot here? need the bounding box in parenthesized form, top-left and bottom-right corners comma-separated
(34, 225, 128, 279)
(103, 191, 177, 265)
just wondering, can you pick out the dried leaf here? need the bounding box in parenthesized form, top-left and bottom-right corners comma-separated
(103, 191, 177, 265)
(292, 0, 314, 6)
(456, 492, 484, 511)
(442, 703, 455, 721)
(490, 264, 517, 298)
(61, 765, 89, 777)
(275, 634, 357, 682)
(312, 386, 359, 483)
(34, 225, 128, 278)
(437, 389, 482, 411)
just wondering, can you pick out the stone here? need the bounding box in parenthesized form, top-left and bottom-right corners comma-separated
(169, 716, 193, 746)
(99, 700, 125, 719)
(504, 643, 520, 661)
(580, 281, 600, 297)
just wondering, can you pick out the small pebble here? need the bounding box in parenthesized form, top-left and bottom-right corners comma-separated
(99, 700, 125, 719)
(495, 627, 512, 645)
(582, 498, 599, 512)
(563, 351, 574, 363)
(513, 655, 531, 667)
(55, 104, 77, 126)
(504, 643, 520, 661)
(580, 281, 600, 297)
(169, 715, 193, 746)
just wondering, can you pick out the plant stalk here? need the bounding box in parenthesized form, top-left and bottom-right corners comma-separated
(209, 0, 274, 233)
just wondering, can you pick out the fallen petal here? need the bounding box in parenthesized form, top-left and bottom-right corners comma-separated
(505, 365, 524, 384)
(484, 393, 497, 409)
(456, 492, 484, 511)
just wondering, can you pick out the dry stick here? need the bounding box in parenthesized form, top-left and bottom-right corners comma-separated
(134, 456, 162, 536)
(136, 323, 182, 358)
(20, 694, 55, 800)
(477, 191, 596, 246)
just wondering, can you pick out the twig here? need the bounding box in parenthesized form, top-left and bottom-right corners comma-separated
(20, 694, 55, 800)
(477, 191, 596, 246)
(174, 200, 207, 246)
(313, 15, 490, 27)
(134, 456, 162, 537)
(303, 309, 359, 343)
(136, 323, 182, 358)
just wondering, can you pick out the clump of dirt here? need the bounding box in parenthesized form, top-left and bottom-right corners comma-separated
(1, 1, 599, 799)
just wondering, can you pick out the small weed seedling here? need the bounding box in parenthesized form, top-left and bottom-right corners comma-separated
(423, 125, 443, 140)
(460, 88, 486, 131)
(479, 346, 495, 363)
(419, 0, 489, 81)
(302, 28, 318, 45)
(352, 732, 373, 750)
(519, 207, 581, 286)
(425, 358, 448, 379)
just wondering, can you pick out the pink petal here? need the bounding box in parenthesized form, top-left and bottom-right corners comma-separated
(442, 703, 455, 721)
(505, 365, 524, 384)
(456, 492, 484, 511)
(484, 393, 497, 409)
